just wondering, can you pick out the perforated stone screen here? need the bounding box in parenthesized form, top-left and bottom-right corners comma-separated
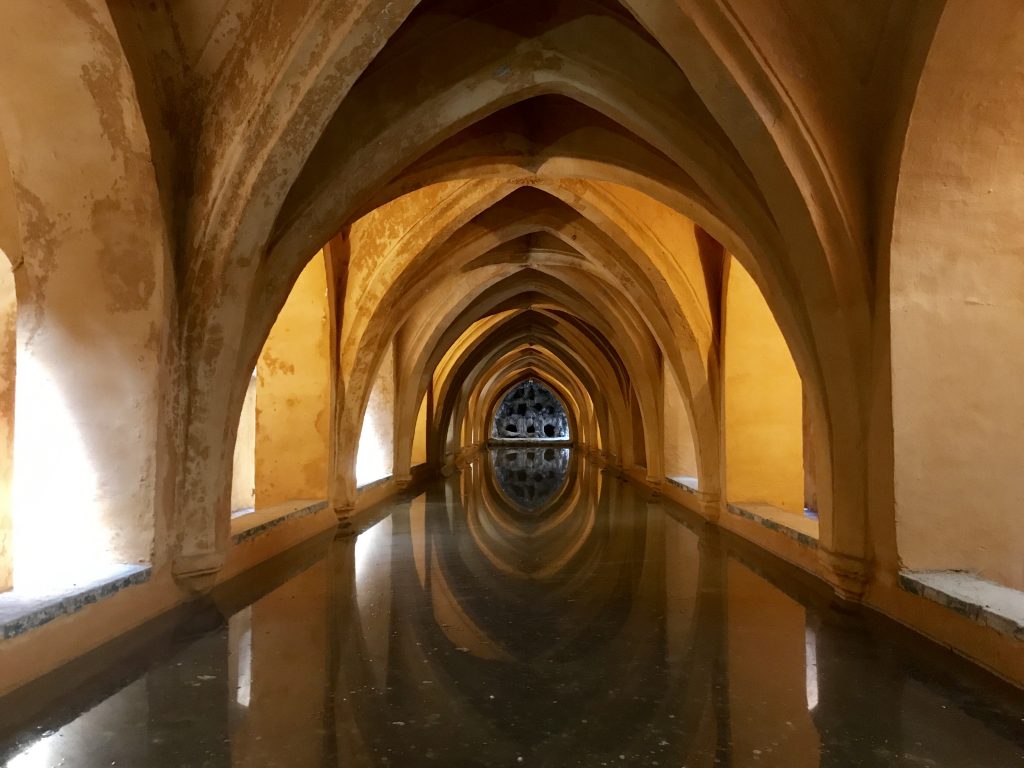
(492, 379, 570, 441)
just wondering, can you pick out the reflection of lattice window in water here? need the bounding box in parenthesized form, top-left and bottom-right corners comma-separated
(490, 446, 571, 511)
(492, 379, 570, 441)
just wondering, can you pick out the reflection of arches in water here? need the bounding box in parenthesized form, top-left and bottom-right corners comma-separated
(492, 379, 570, 441)
(490, 447, 570, 512)
(329, 467, 726, 767)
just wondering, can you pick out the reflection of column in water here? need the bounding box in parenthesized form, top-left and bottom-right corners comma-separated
(723, 559, 820, 764)
(811, 611, 905, 768)
(805, 622, 819, 711)
(229, 606, 252, 708)
(230, 563, 330, 766)
(147, 615, 231, 765)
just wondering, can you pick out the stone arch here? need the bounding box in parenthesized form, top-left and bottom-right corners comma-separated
(170, 0, 876, 590)
(337, 181, 717, 492)
(426, 316, 625, 471)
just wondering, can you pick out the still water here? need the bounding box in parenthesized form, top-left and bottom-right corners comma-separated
(1, 450, 1022, 767)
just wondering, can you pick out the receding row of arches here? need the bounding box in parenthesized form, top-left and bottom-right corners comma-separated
(0, 0, 1021, 691)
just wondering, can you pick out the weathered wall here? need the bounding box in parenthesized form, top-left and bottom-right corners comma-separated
(256, 252, 330, 507)
(356, 342, 395, 487)
(723, 257, 804, 513)
(0, 0, 170, 586)
(0, 260, 13, 592)
(891, 0, 1024, 590)
(230, 373, 256, 512)
(0, 136, 16, 592)
(663, 369, 697, 481)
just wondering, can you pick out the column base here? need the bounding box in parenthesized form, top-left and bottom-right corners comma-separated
(172, 551, 225, 593)
(819, 547, 870, 601)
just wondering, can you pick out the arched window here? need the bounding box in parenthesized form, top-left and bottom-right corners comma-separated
(491, 379, 570, 442)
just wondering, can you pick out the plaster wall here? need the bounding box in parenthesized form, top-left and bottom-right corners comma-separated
(663, 369, 697, 480)
(0, 260, 13, 591)
(356, 342, 396, 487)
(412, 394, 428, 466)
(0, 141, 15, 592)
(255, 252, 330, 508)
(1, 0, 170, 583)
(723, 258, 804, 513)
(230, 374, 256, 512)
(589, 181, 713, 356)
(891, 0, 1024, 590)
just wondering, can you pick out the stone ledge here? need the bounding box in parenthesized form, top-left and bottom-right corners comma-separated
(0, 565, 152, 640)
(230, 499, 329, 545)
(355, 475, 392, 492)
(666, 475, 699, 494)
(899, 570, 1024, 640)
(726, 502, 819, 548)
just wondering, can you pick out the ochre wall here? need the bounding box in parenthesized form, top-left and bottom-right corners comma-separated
(2, 1, 170, 585)
(0, 138, 16, 591)
(663, 369, 697, 481)
(0, 261, 13, 591)
(890, 1, 1024, 590)
(356, 342, 395, 487)
(411, 394, 428, 466)
(723, 257, 804, 513)
(255, 252, 330, 507)
(230, 374, 256, 512)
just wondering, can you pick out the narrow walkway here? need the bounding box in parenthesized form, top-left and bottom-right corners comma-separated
(1, 451, 1021, 767)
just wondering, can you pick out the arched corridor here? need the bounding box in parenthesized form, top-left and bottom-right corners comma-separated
(0, 1, 1022, 763)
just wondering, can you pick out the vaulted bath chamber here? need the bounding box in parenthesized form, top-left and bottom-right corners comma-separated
(1, 0, 1024, 762)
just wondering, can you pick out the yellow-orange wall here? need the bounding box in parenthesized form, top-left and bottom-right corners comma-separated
(255, 252, 330, 507)
(723, 257, 804, 513)
(412, 393, 428, 466)
(890, 2, 1024, 590)
(663, 370, 697, 480)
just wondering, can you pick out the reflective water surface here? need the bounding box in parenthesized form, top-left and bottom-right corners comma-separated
(1, 453, 1022, 767)
(490, 447, 571, 512)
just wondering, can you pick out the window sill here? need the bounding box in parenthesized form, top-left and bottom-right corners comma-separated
(0, 565, 152, 640)
(726, 502, 819, 548)
(230, 499, 328, 545)
(899, 570, 1024, 640)
(666, 475, 699, 493)
(355, 475, 392, 492)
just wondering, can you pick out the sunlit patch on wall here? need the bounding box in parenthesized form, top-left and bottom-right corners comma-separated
(356, 346, 395, 487)
(12, 354, 108, 590)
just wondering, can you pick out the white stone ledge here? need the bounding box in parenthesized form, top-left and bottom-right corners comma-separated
(666, 475, 699, 493)
(356, 475, 392, 492)
(726, 502, 819, 548)
(0, 565, 152, 640)
(899, 570, 1024, 640)
(230, 499, 328, 545)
